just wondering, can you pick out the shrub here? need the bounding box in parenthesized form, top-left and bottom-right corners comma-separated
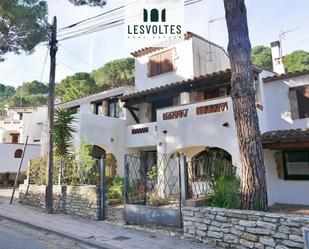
(206, 175, 241, 209)
(107, 177, 124, 200)
(75, 138, 98, 185)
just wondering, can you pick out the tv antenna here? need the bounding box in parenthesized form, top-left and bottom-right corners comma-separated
(207, 16, 225, 62)
(279, 26, 300, 56)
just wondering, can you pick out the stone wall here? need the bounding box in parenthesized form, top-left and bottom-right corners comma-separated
(183, 206, 309, 249)
(19, 184, 100, 220)
(63, 185, 100, 220)
(19, 184, 64, 211)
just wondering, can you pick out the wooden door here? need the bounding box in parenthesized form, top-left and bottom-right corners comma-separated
(11, 134, 19, 144)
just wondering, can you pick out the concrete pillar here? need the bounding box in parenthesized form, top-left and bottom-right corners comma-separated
(180, 92, 190, 105)
(102, 100, 109, 116)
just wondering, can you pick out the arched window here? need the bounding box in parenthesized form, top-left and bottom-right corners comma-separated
(191, 148, 232, 180)
(92, 145, 105, 160)
(14, 149, 23, 158)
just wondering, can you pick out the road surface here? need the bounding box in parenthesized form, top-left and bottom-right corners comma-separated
(0, 218, 95, 249)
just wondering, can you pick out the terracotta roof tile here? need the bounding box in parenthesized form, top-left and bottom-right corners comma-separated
(262, 128, 309, 143)
(263, 69, 309, 83)
(121, 69, 232, 101)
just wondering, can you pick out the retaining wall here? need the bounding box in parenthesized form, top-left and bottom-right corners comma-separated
(183, 206, 309, 249)
(19, 184, 100, 220)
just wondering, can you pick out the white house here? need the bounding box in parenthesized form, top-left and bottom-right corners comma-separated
(0, 106, 47, 174)
(59, 32, 309, 207)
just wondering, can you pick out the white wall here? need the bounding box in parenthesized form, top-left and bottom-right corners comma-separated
(126, 122, 157, 148)
(192, 36, 230, 77)
(78, 113, 129, 176)
(134, 39, 194, 91)
(0, 143, 41, 173)
(263, 74, 309, 131)
(155, 97, 241, 166)
(264, 149, 309, 205)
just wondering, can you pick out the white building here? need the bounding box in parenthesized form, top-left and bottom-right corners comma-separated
(59, 32, 309, 207)
(0, 106, 47, 173)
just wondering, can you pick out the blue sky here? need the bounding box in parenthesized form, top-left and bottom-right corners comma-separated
(0, 0, 308, 88)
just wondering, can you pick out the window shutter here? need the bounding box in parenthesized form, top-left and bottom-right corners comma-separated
(274, 151, 284, 179)
(161, 50, 173, 73)
(288, 89, 299, 119)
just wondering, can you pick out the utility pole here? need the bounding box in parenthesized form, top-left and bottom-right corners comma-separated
(46, 16, 58, 214)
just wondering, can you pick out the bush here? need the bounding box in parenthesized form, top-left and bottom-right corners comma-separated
(206, 175, 240, 209)
(107, 177, 124, 200)
(75, 138, 98, 185)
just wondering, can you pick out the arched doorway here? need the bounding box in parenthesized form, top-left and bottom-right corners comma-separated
(91, 145, 105, 160)
(188, 147, 234, 198)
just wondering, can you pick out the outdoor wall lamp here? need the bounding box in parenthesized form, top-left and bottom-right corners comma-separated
(222, 122, 230, 127)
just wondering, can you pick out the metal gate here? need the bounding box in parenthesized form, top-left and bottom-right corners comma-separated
(124, 152, 183, 228)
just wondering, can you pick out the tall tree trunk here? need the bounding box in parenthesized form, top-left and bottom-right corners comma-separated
(223, 0, 267, 210)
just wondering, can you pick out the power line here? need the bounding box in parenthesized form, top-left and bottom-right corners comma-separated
(40, 45, 49, 82)
(58, 60, 77, 72)
(58, 0, 203, 42)
(0, 56, 30, 82)
(57, 0, 142, 31)
(59, 44, 95, 69)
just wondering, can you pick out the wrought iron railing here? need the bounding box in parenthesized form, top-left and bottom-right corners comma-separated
(124, 152, 181, 208)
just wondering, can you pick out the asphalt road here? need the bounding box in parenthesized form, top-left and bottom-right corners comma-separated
(0, 218, 95, 249)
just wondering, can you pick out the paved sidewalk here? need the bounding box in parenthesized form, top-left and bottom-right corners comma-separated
(0, 197, 212, 249)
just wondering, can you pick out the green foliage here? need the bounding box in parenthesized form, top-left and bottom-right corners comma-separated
(91, 57, 135, 89)
(284, 50, 309, 73)
(54, 108, 76, 156)
(252, 45, 309, 73)
(251, 45, 273, 71)
(28, 156, 60, 185)
(0, 0, 49, 61)
(2, 80, 48, 107)
(56, 72, 97, 102)
(56, 58, 135, 102)
(68, 0, 106, 7)
(0, 84, 15, 114)
(206, 175, 241, 209)
(147, 165, 158, 180)
(75, 138, 97, 184)
(7, 93, 47, 107)
(15, 80, 48, 95)
(107, 177, 124, 200)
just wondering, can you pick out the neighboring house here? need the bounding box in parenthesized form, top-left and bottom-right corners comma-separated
(0, 106, 47, 173)
(59, 32, 309, 207)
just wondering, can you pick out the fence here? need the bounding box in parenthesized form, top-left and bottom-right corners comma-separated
(124, 152, 183, 227)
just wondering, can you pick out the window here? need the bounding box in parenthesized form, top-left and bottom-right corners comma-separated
(296, 86, 309, 118)
(69, 106, 79, 114)
(148, 50, 173, 77)
(289, 85, 309, 119)
(283, 150, 309, 180)
(14, 149, 23, 158)
(95, 102, 103, 115)
(108, 99, 120, 118)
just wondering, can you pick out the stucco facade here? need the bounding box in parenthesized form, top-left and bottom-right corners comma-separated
(0, 107, 47, 173)
(59, 32, 309, 206)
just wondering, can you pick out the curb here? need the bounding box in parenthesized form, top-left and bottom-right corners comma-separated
(0, 214, 119, 249)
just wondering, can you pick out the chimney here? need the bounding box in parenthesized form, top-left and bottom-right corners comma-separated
(271, 41, 285, 75)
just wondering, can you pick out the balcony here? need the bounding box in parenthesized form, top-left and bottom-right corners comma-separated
(126, 122, 157, 148)
(74, 113, 126, 150)
(125, 97, 238, 155)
